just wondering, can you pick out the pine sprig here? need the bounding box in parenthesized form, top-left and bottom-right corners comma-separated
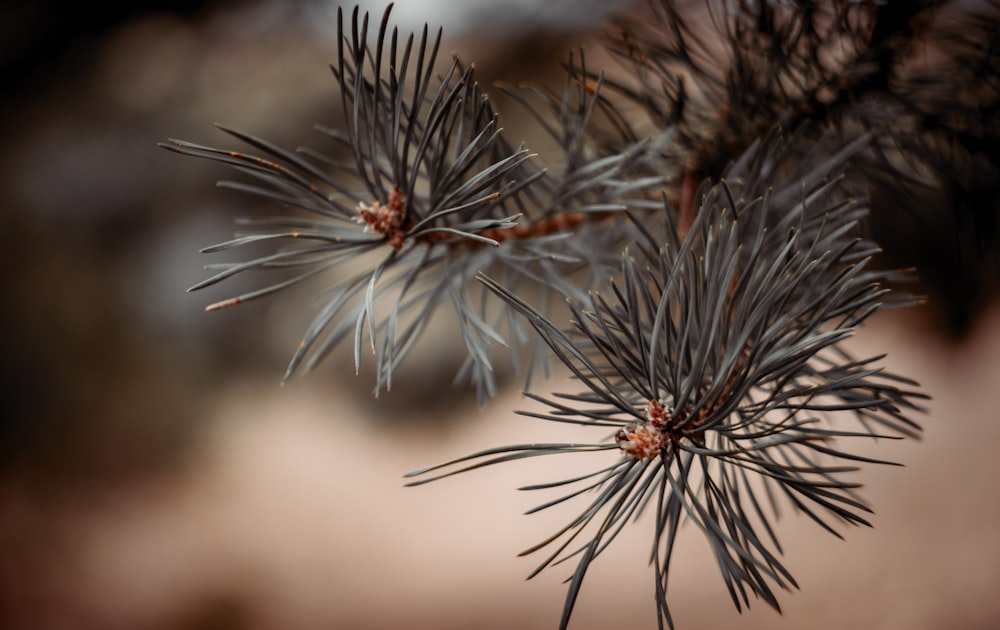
(162, 4, 663, 399)
(406, 134, 926, 628)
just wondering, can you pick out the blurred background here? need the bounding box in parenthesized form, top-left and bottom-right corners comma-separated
(2, 1, 999, 628)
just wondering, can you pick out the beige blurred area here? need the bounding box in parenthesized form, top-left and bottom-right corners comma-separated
(2, 1, 999, 629)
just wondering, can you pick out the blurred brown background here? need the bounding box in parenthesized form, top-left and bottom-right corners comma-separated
(2, 1, 999, 629)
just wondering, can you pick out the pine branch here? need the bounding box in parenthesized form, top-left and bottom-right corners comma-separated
(407, 133, 926, 629)
(162, 4, 664, 401)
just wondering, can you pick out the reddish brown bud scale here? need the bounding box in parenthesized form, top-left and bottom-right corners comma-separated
(646, 399, 670, 429)
(355, 186, 409, 249)
(616, 399, 674, 460)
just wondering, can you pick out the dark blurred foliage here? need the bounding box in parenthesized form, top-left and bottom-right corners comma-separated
(859, 1, 1000, 333)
